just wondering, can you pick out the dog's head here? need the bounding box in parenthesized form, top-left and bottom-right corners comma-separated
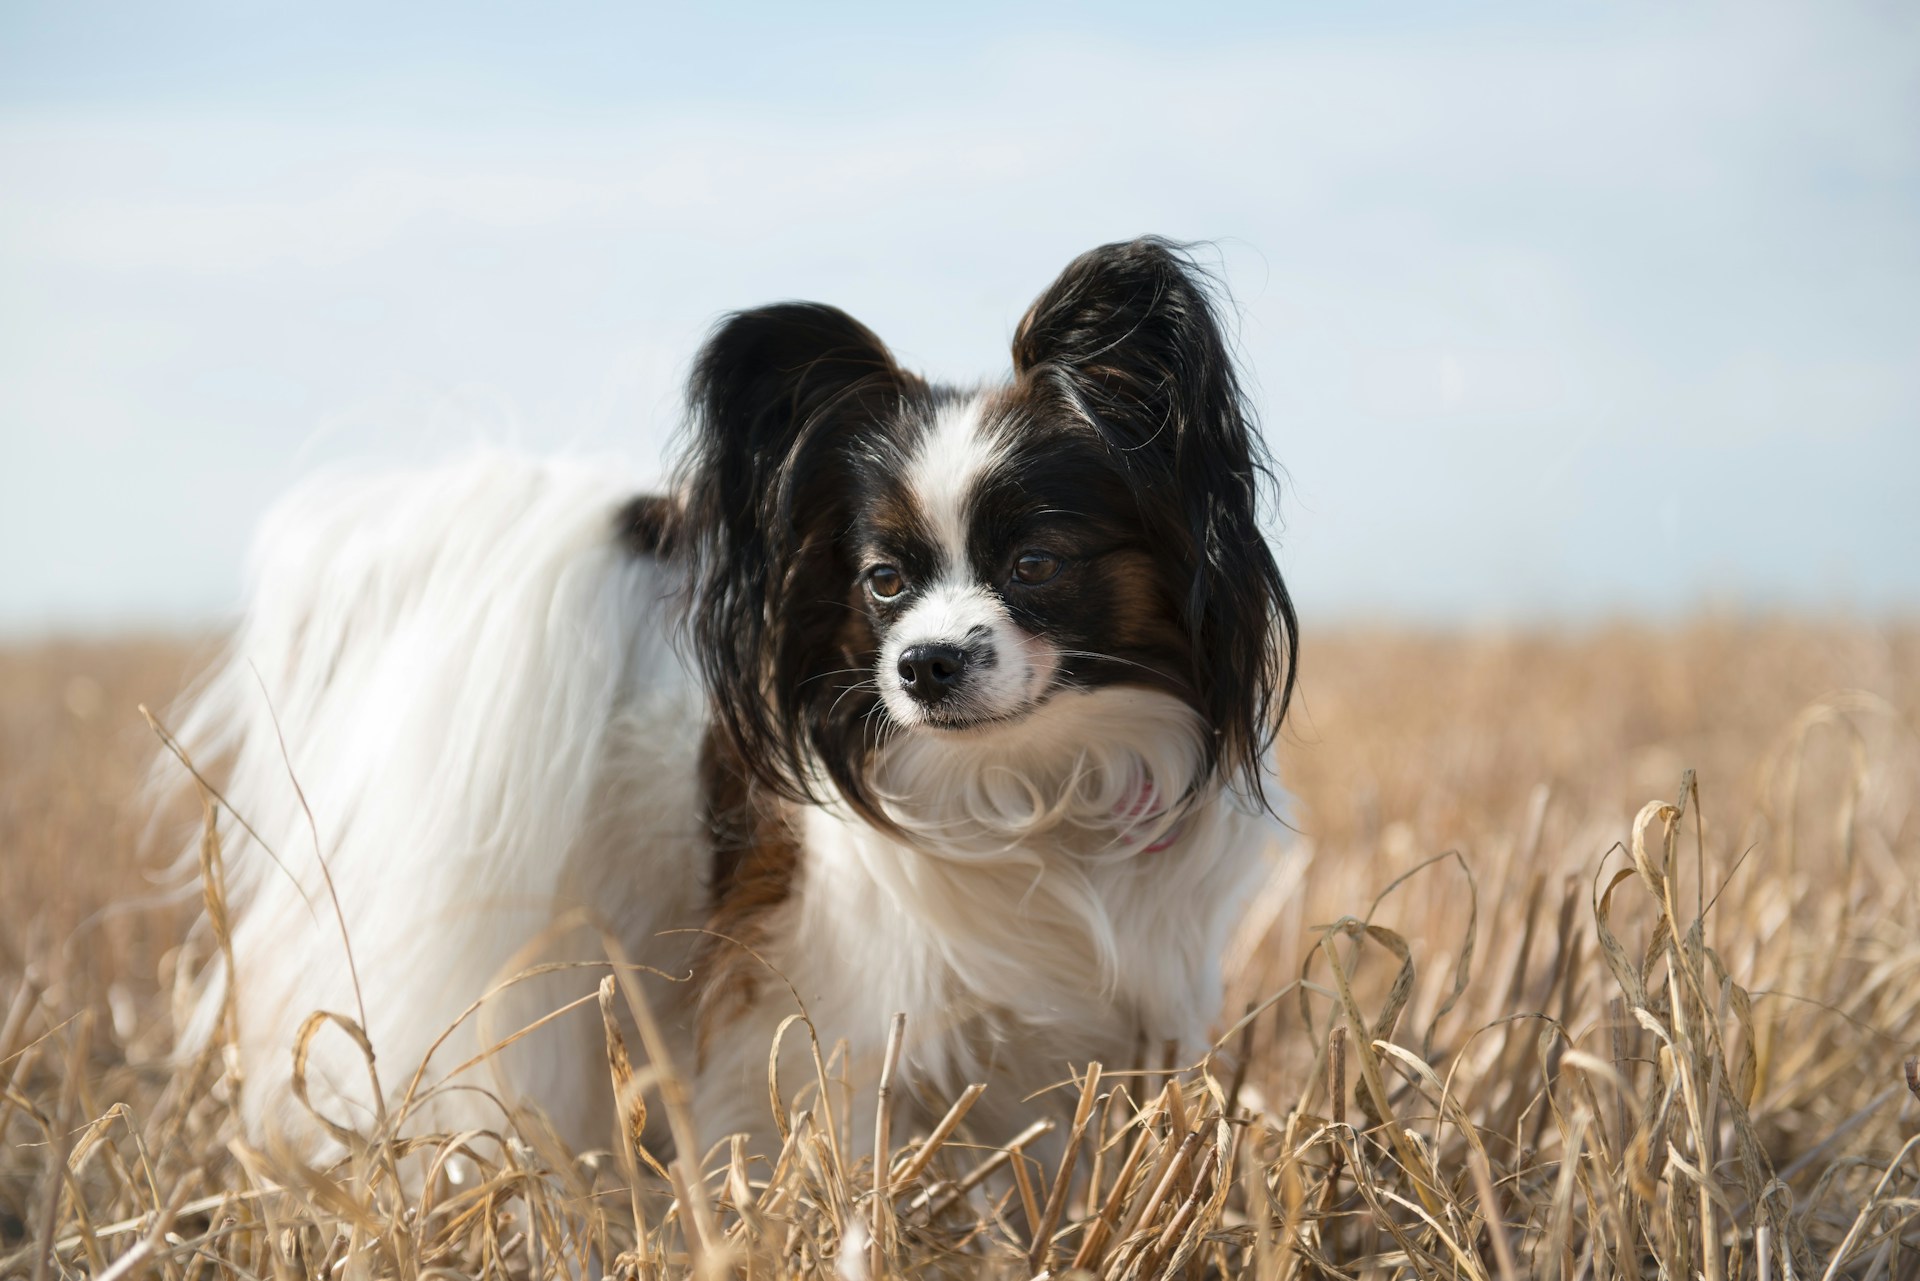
(677, 237, 1296, 826)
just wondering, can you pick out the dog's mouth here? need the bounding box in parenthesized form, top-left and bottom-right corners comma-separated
(900, 699, 1035, 734)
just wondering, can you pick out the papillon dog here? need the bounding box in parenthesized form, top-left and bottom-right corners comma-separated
(166, 236, 1298, 1164)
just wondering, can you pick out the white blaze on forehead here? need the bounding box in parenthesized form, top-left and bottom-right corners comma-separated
(906, 392, 1001, 576)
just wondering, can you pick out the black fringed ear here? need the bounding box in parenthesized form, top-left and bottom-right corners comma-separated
(1013, 237, 1298, 803)
(677, 302, 911, 805)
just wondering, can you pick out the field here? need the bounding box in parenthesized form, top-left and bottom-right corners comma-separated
(2, 621, 1917, 1278)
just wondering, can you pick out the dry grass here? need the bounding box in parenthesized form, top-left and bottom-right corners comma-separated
(2, 619, 1918, 1278)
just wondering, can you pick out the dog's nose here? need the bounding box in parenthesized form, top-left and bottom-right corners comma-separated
(896, 644, 968, 704)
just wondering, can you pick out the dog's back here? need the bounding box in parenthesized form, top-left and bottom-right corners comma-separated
(166, 452, 705, 1152)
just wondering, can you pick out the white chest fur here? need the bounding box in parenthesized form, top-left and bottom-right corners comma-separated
(687, 689, 1272, 1156)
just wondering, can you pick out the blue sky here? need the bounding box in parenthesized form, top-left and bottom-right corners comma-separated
(3, 2, 1917, 631)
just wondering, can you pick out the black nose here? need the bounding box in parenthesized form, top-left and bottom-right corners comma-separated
(896, 643, 968, 704)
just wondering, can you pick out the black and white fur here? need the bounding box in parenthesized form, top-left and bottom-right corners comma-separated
(167, 237, 1298, 1161)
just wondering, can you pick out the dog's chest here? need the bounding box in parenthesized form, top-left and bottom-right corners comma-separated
(788, 806, 1243, 1074)
(683, 776, 1269, 1161)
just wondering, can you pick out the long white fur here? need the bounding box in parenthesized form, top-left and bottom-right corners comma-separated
(170, 454, 708, 1151)
(169, 450, 1281, 1162)
(693, 683, 1273, 1154)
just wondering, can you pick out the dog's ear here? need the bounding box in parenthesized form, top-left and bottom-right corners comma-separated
(678, 303, 911, 803)
(1014, 237, 1298, 802)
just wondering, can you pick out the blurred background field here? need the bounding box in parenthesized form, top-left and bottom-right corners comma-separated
(4, 619, 1915, 1274)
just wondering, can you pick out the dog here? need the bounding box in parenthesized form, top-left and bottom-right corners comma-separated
(164, 236, 1298, 1165)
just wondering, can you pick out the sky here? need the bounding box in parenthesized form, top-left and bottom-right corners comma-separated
(2, 2, 1917, 633)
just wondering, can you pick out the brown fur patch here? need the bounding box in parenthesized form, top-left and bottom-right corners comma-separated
(1099, 547, 1185, 653)
(693, 728, 802, 1057)
(616, 493, 682, 557)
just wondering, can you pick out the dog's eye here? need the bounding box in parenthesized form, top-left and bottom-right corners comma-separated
(1012, 551, 1062, 585)
(866, 565, 906, 599)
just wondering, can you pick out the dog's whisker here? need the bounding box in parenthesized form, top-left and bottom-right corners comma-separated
(1053, 649, 1163, 676)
